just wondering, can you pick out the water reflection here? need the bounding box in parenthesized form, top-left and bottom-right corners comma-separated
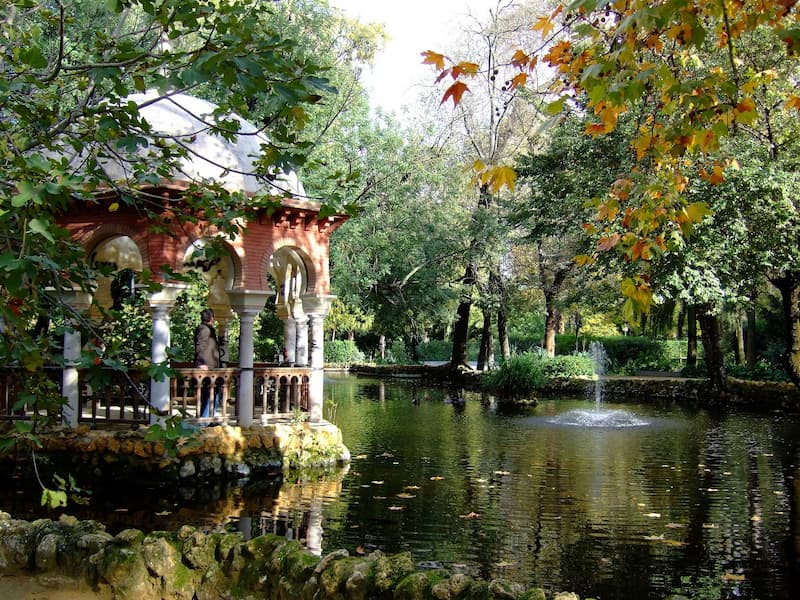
(3, 374, 800, 600)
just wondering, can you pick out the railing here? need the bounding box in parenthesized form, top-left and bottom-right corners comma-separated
(172, 364, 311, 424)
(0, 367, 149, 425)
(79, 368, 150, 425)
(1, 365, 311, 426)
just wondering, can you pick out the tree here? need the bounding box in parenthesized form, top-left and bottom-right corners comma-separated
(429, 1, 800, 385)
(424, 1, 552, 368)
(514, 113, 631, 355)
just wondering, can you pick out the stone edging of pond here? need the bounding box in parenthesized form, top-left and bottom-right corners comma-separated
(0, 512, 589, 600)
(348, 365, 800, 410)
(0, 421, 350, 483)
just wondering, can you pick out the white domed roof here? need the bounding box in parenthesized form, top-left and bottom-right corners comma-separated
(102, 91, 305, 197)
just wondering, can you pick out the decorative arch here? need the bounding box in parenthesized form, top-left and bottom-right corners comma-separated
(269, 245, 311, 310)
(88, 234, 145, 312)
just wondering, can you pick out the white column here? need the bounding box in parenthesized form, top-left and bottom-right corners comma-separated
(295, 315, 309, 367)
(302, 294, 334, 423)
(283, 313, 297, 365)
(307, 313, 325, 422)
(61, 289, 92, 428)
(147, 283, 185, 425)
(230, 289, 272, 427)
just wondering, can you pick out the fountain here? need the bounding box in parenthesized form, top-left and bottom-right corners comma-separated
(547, 342, 649, 428)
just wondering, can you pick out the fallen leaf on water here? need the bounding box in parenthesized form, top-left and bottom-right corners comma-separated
(494, 470, 511, 476)
(460, 512, 480, 519)
(354, 454, 368, 460)
(430, 476, 445, 481)
(644, 513, 662, 518)
(388, 505, 405, 511)
(665, 523, 685, 529)
(706, 488, 719, 492)
(751, 515, 762, 522)
(404, 485, 421, 491)
(644, 534, 664, 541)
(355, 546, 365, 555)
(494, 561, 514, 568)
(702, 523, 718, 529)
(154, 510, 172, 516)
(377, 452, 395, 458)
(372, 480, 384, 485)
(637, 503, 646, 508)
(722, 573, 746, 581)
(396, 493, 416, 499)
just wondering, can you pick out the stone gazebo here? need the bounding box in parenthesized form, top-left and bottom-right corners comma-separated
(54, 91, 346, 429)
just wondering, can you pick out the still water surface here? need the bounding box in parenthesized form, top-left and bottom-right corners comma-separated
(4, 373, 800, 599)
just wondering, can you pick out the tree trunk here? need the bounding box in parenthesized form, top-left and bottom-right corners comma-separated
(770, 273, 800, 386)
(686, 304, 698, 367)
(538, 246, 569, 359)
(477, 309, 493, 371)
(543, 305, 559, 358)
(491, 270, 511, 360)
(450, 262, 477, 368)
(677, 306, 685, 340)
(734, 313, 745, 365)
(746, 304, 757, 369)
(696, 304, 726, 395)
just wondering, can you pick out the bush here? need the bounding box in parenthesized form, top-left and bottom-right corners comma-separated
(542, 354, 595, 379)
(324, 340, 365, 365)
(725, 360, 790, 382)
(482, 352, 547, 398)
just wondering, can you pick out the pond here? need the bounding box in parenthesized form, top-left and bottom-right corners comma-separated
(3, 372, 800, 600)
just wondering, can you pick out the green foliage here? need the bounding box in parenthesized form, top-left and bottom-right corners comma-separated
(725, 360, 790, 383)
(386, 339, 410, 364)
(324, 340, 365, 366)
(542, 354, 594, 379)
(416, 340, 452, 362)
(482, 352, 547, 399)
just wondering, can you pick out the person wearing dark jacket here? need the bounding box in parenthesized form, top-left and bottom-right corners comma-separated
(194, 308, 220, 418)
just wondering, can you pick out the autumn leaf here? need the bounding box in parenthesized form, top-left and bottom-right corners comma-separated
(785, 94, 800, 110)
(451, 61, 479, 79)
(511, 49, 530, 69)
(509, 72, 528, 90)
(532, 15, 555, 38)
(441, 81, 469, 106)
(488, 165, 516, 193)
(597, 234, 620, 251)
(421, 50, 446, 70)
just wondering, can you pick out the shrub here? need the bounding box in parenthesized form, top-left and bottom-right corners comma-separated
(324, 340, 365, 365)
(542, 354, 595, 378)
(482, 352, 546, 398)
(725, 360, 790, 382)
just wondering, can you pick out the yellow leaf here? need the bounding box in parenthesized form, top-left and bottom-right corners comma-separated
(108, 202, 120, 212)
(532, 15, 555, 38)
(573, 254, 595, 266)
(421, 50, 446, 70)
(441, 81, 469, 106)
(472, 159, 485, 173)
(488, 166, 516, 193)
(685, 201, 710, 223)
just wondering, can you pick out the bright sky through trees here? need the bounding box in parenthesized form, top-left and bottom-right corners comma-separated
(331, 0, 504, 113)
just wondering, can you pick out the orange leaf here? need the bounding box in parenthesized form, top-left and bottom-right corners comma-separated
(451, 62, 479, 79)
(509, 72, 528, 90)
(421, 50, 446, 70)
(441, 81, 469, 106)
(598, 234, 621, 252)
(511, 49, 530, 69)
(785, 94, 800, 110)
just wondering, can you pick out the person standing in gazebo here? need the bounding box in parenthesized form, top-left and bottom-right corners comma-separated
(194, 308, 220, 419)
